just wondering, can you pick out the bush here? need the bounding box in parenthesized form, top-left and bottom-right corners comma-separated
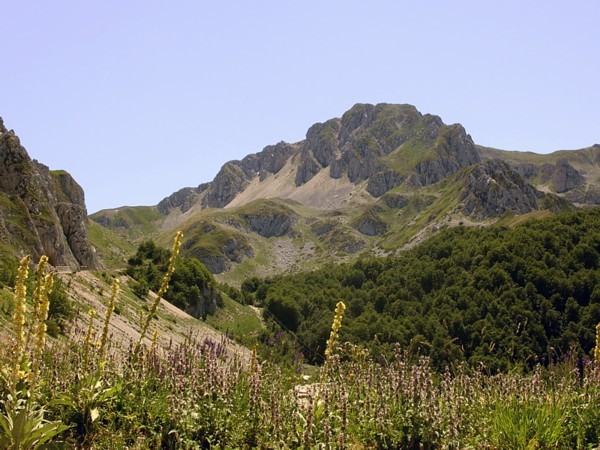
(48, 278, 74, 333)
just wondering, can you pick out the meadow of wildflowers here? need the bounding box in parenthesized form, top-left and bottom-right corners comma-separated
(0, 233, 599, 448)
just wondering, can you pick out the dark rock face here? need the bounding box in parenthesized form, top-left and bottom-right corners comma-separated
(459, 160, 542, 220)
(564, 186, 600, 205)
(185, 232, 254, 275)
(354, 216, 388, 236)
(516, 162, 538, 180)
(327, 229, 366, 254)
(411, 125, 481, 187)
(380, 193, 410, 209)
(203, 162, 248, 208)
(0, 120, 98, 269)
(353, 207, 388, 236)
(304, 119, 341, 168)
(158, 183, 209, 214)
(366, 168, 406, 197)
(311, 104, 479, 196)
(187, 286, 223, 318)
(310, 219, 337, 237)
(243, 211, 295, 238)
(197, 256, 227, 274)
(202, 143, 296, 208)
(540, 159, 585, 193)
(294, 150, 321, 186)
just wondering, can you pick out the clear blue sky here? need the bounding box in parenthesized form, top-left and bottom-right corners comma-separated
(2, 1, 598, 213)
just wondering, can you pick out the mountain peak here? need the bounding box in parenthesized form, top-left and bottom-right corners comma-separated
(160, 103, 481, 214)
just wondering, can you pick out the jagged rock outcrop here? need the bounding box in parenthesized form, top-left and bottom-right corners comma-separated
(195, 235, 254, 274)
(310, 219, 337, 237)
(0, 118, 98, 269)
(294, 150, 321, 186)
(326, 228, 366, 254)
(515, 162, 539, 180)
(352, 207, 389, 236)
(243, 210, 295, 238)
(164, 103, 484, 211)
(564, 186, 600, 205)
(379, 193, 410, 209)
(354, 216, 388, 236)
(305, 119, 341, 168)
(540, 159, 585, 193)
(187, 285, 223, 318)
(202, 142, 296, 208)
(459, 160, 542, 220)
(203, 162, 248, 208)
(158, 183, 209, 214)
(327, 105, 480, 195)
(180, 221, 254, 274)
(410, 124, 481, 187)
(366, 168, 406, 197)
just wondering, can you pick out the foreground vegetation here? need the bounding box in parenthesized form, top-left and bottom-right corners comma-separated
(1, 288, 600, 448)
(0, 256, 599, 448)
(1, 210, 600, 448)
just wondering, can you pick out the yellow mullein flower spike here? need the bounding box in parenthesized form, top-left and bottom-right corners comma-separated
(12, 255, 31, 384)
(324, 301, 346, 361)
(32, 256, 49, 319)
(83, 309, 97, 367)
(594, 322, 600, 363)
(138, 231, 183, 346)
(99, 278, 119, 359)
(32, 272, 53, 381)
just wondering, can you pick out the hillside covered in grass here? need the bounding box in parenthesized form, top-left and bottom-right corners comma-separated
(247, 209, 600, 371)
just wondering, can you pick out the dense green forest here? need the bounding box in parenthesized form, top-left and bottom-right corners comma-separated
(126, 240, 220, 312)
(245, 209, 600, 371)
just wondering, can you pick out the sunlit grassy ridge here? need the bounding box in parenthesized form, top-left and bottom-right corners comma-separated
(86, 220, 136, 270)
(90, 205, 163, 241)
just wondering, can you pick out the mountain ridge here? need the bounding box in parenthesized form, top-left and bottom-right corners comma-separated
(154, 104, 598, 218)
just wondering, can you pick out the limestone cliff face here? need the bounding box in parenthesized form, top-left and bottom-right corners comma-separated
(188, 285, 223, 318)
(541, 159, 585, 194)
(352, 207, 388, 236)
(201, 142, 296, 208)
(327, 105, 480, 195)
(158, 183, 209, 214)
(0, 118, 98, 269)
(459, 160, 542, 220)
(410, 124, 481, 187)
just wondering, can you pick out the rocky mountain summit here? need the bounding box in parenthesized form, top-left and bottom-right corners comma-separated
(158, 104, 598, 224)
(458, 159, 543, 220)
(0, 118, 98, 269)
(159, 104, 484, 214)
